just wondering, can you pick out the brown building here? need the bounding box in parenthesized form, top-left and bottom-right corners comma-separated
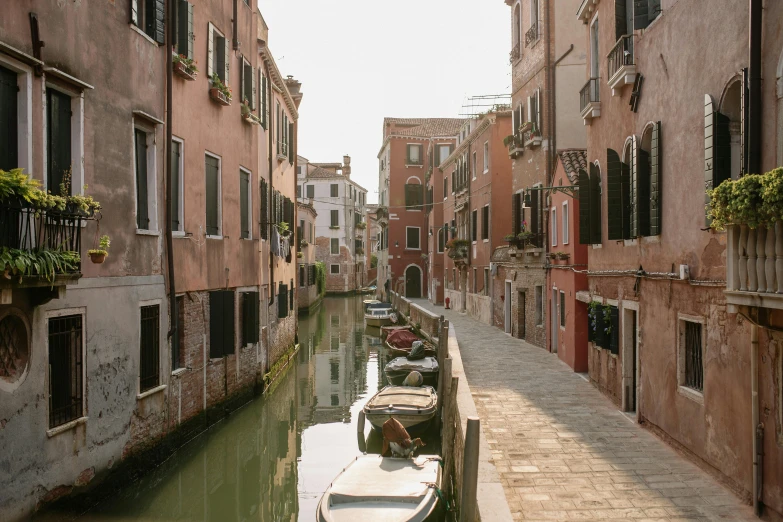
(297, 201, 320, 313)
(377, 118, 463, 300)
(575, 0, 783, 516)
(437, 110, 513, 324)
(495, 0, 586, 347)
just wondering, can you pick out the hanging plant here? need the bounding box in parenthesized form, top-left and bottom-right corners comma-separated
(277, 221, 291, 237)
(88, 235, 111, 264)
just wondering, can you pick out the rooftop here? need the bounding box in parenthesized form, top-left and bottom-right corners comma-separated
(383, 117, 466, 138)
(558, 149, 588, 183)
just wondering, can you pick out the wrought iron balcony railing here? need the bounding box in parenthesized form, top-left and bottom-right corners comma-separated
(608, 35, 635, 82)
(525, 22, 540, 47)
(580, 78, 600, 113)
(509, 42, 521, 64)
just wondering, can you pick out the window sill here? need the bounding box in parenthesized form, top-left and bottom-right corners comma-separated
(623, 238, 638, 246)
(47, 416, 88, 438)
(206, 235, 223, 240)
(172, 231, 186, 238)
(136, 229, 160, 236)
(405, 164, 424, 168)
(483, 169, 489, 175)
(171, 367, 188, 377)
(137, 384, 166, 400)
(642, 235, 661, 244)
(129, 24, 159, 46)
(277, 154, 287, 162)
(591, 244, 602, 249)
(405, 248, 421, 251)
(677, 385, 704, 405)
(483, 239, 489, 243)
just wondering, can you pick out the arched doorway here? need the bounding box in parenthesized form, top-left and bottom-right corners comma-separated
(405, 265, 422, 298)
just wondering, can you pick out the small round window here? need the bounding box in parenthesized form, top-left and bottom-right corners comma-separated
(0, 313, 30, 388)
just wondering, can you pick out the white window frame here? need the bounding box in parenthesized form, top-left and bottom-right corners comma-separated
(137, 298, 166, 399)
(240, 166, 252, 240)
(172, 136, 185, 236)
(406, 143, 422, 166)
(330, 237, 340, 255)
(0, 54, 33, 174)
(483, 141, 489, 174)
(43, 82, 85, 198)
(550, 207, 557, 246)
(677, 313, 705, 404)
(406, 226, 421, 250)
(562, 200, 569, 245)
(330, 264, 340, 274)
(205, 151, 223, 239)
(133, 120, 159, 234)
(45, 307, 87, 438)
(472, 151, 477, 180)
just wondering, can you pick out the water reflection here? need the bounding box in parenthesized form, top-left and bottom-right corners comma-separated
(77, 296, 385, 522)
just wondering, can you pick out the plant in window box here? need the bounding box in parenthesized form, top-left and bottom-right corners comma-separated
(209, 73, 232, 106)
(519, 121, 534, 134)
(241, 99, 261, 125)
(88, 235, 111, 264)
(517, 231, 534, 247)
(296, 251, 303, 259)
(276, 221, 291, 237)
(299, 238, 308, 249)
(446, 238, 469, 259)
(356, 221, 367, 230)
(173, 54, 198, 80)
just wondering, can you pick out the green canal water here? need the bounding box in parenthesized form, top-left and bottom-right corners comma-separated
(72, 296, 412, 522)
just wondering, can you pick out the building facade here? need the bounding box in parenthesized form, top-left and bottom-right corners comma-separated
(377, 118, 463, 300)
(298, 156, 368, 294)
(575, 0, 783, 516)
(494, 0, 586, 348)
(297, 201, 320, 313)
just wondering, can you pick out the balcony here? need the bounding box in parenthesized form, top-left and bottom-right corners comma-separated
(607, 35, 636, 96)
(525, 22, 540, 47)
(725, 224, 783, 312)
(277, 142, 288, 161)
(522, 123, 542, 148)
(580, 78, 601, 124)
(506, 134, 524, 159)
(509, 42, 521, 64)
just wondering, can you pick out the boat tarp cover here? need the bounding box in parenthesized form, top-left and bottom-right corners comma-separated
(365, 386, 436, 413)
(385, 356, 439, 373)
(386, 330, 421, 348)
(406, 341, 426, 360)
(328, 455, 438, 500)
(381, 417, 412, 456)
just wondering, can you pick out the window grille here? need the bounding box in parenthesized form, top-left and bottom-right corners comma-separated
(139, 305, 160, 392)
(684, 321, 703, 391)
(48, 314, 83, 428)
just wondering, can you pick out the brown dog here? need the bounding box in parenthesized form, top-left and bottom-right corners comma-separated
(382, 418, 427, 458)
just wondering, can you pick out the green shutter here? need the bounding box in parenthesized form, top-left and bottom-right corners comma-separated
(609, 306, 620, 354)
(633, 0, 649, 30)
(637, 148, 651, 236)
(704, 95, 730, 226)
(216, 35, 226, 82)
(278, 283, 288, 318)
(47, 88, 72, 194)
(223, 290, 235, 354)
(607, 148, 623, 241)
(135, 129, 149, 229)
(261, 72, 267, 128)
(288, 122, 294, 163)
(621, 160, 631, 240)
(205, 155, 219, 235)
(649, 121, 661, 235)
(186, 2, 194, 58)
(177, 0, 189, 56)
(0, 66, 18, 171)
(578, 169, 591, 244)
(290, 279, 294, 310)
(589, 163, 602, 244)
(242, 292, 259, 344)
(240, 170, 249, 239)
(153, 0, 165, 44)
(615, 0, 627, 40)
(630, 137, 638, 238)
(209, 291, 224, 358)
(171, 140, 180, 231)
(512, 193, 520, 236)
(259, 178, 268, 240)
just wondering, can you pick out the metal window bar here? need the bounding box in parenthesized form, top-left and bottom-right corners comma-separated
(48, 314, 83, 428)
(1, 201, 83, 256)
(579, 78, 600, 113)
(139, 305, 160, 392)
(607, 35, 634, 82)
(509, 42, 521, 63)
(525, 22, 539, 47)
(684, 321, 703, 391)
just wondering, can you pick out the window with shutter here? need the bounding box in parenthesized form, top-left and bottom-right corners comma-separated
(176, 1, 194, 58)
(209, 290, 235, 358)
(0, 66, 19, 171)
(615, 0, 628, 41)
(277, 283, 288, 319)
(589, 163, 602, 243)
(205, 154, 220, 236)
(306, 185, 314, 198)
(471, 209, 477, 241)
(633, 0, 649, 30)
(242, 292, 259, 345)
(171, 139, 182, 231)
(259, 178, 268, 240)
(331, 184, 338, 197)
(649, 121, 661, 235)
(578, 169, 591, 244)
(407, 144, 422, 165)
(406, 227, 420, 249)
(135, 129, 150, 230)
(482, 205, 489, 240)
(530, 189, 540, 245)
(240, 169, 250, 239)
(290, 279, 294, 311)
(331, 238, 339, 255)
(260, 71, 267, 128)
(214, 30, 227, 83)
(47, 88, 72, 195)
(606, 148, 624, 241)
(288, 122, 294, 163)
(637, 146, 651, 236)
(405, 184, 423, 210)
(704, 95, 730, 226)
(330, 209, 338, 227)
(512, 193, 521, 236)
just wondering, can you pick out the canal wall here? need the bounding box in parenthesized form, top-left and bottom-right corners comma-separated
(390, 293, 513, 522)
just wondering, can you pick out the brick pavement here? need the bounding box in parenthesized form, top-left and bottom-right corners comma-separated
(411, 300, 756, 522)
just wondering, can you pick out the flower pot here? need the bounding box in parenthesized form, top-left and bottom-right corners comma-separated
(89, 252, 106, 264)
(174, 61, 197, 81)
(210, 88, 231, 106)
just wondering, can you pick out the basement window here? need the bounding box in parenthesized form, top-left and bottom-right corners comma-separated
(678, 316, 704, 398)
(139, 304, 160, 393)
(48, 313, 84, 429)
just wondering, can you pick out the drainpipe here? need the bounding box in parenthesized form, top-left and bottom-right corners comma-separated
(268, 61, 275, 307)
(751, 323, 762, 516)
(165, 0, 178, 370)
(545, 0, 554, 351)
(748, 0, 762, 175)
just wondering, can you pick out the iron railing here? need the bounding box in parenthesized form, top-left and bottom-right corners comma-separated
(607, 35, 635, 81)
(139, 304, 161, 393)
(684, 321, 703, 391)
(579, 78, 600, 113)
(525, 22, 540, 47)
(48, 314, 83, 428)
(509, 42, 521, 63)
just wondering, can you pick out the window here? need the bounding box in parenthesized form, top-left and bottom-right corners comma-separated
(240, 58, 255, 110)
(483, 141, 489, 173)
(209, 290, 235, 357)
(299, 264, 306, 287)
(590, 17, 600, 79)
(134, 128, 154, 230)
(484, 268, 489, 296)
(205, 154, 221, 236)
(607, 147, 631, 240)
(559, 292, 566, 328)
(530, 0, 539, 32)
(330, 209, 339, 227)
(240, 292, 259, 346)
(578, 164, 602, 245)
(437, 144, 451, 166)
(534, 286, 543, 326)
(406, 227, 420, 250)
(471, 209, 478, 242)
(296, 185, 301, 198)
(207, 23, 229, 83)
(527, 89, 541, 134)
(240, 168, 251, 239)
(139, 304, 160, 392)
(289, 278, 294, 311)
(330, 184, 339, 197)
(0, 64, 22, 171)
(260, 70, 268, 129)
(175, 0, 194, 58)
(513, 3, 522, 49)
(48, 313, 84, 429)
(482, 205, 489, 240)
(330, 238, 339, 255)
(679, 317, 704, 393)
(638, 122, 661, 235)
(551, 207, 557, 246)
(306, 184, 314, 198)
(562, 201, 569, 244)
(277, 283, 288, 319)
(443, 177, 448, 199)
(472, 268, 477, 294)
(259, 177, 268, 240)
(131, 0, 165, 43)
(330, 264, 340, 274)
(438, 228, 445, 253)
(47, 88, 74, 195)
(472, 152, 477, 180)
(174, 295, 185, 370)
(406, 144, 422, 165)
(630, 0, 662, 31)
(405, 183, 423, 210)
(171, 138, 184, 232)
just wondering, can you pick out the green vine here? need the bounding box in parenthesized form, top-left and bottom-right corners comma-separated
(315, 261, 326, 298)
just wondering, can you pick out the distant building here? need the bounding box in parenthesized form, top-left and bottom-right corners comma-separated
(297, 201, 320, 312)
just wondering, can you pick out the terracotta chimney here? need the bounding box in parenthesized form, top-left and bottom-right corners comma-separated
(343, 155, 351, 178)
(285, 75, 303, 109)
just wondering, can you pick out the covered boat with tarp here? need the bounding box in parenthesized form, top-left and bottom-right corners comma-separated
(384, 330, 436, 358)
(384, 356, 439, 386)
(363, 385, 437, 434)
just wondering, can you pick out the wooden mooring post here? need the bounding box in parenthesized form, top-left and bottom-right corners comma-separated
(357, 411, 366, 453)
(441, 375, 458, 505)
(459, 416, 480, 522)
(437, 319, 449, 411)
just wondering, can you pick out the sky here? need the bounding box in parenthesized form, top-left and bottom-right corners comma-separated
(258, 0, 512, 204)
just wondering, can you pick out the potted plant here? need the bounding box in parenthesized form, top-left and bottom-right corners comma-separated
(241, 99, 261, 124)
(356, 221, 367, 230)
(173, 54, 198, 80)
(299, 238, 308, 249)
(277, 222, 291, 237)
(209, 73, 232, 106)
(88, 235, 110, 264)
(446, 238, 470, 260)
(297, 251, 303, 259)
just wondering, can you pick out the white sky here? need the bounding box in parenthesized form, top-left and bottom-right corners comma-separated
(258, 0, 512, 203)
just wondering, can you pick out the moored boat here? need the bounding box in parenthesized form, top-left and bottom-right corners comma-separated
(384, 330, 437, 358)
(384, 356, 439, 387)
(365, 307, 396, 327)
(363, 385, 437, 435)
(316, 455, 442, 522)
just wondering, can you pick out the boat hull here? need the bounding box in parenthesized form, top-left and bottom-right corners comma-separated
(384, 369, 438, 387)
(365, 411, 435, 436)
(365, 315, 393, 327)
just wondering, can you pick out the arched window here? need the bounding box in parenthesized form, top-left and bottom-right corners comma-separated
(514, 3, 522, 48)
(720, 79, 743, 180)
(639, 122, 661, 235)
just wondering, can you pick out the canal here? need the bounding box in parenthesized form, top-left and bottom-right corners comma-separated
(66, 295, 412, 521)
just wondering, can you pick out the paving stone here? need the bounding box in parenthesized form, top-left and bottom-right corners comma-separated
(411, 300, 754, 522)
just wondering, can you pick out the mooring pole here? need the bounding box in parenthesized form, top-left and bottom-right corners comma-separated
(460, 416, 480, 522)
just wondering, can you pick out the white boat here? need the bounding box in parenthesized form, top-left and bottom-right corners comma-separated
(316, 455, 442, 522)
(365, 307, 395, 327)
(363, 385, 437, 435)
(384, 357, 439, 387)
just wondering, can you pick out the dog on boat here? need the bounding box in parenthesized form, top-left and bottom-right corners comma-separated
(382, 417, 426, 458)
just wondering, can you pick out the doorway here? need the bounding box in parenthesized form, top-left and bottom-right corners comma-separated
(551, 289, 559, 353)
(405, 265, 422, 298)
(517, 291, 526, 339)
(504, 281, 512, 334)
(622, 307, 638, 412)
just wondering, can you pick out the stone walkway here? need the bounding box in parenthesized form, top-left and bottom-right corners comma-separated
(411, 300, 755, 522)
